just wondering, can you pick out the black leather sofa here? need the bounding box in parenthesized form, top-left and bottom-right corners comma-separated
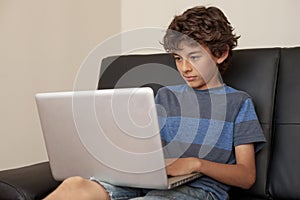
(1, 47, 300, 200)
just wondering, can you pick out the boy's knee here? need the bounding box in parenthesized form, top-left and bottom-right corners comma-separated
(63, 176, 87, 188)
(61, 176, 110, 199)
(62, 176, 97, 192)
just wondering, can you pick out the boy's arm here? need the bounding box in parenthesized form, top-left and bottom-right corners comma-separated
(166, 143, 256, 189)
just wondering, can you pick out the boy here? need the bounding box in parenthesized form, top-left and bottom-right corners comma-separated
(45, 6, 265, 200)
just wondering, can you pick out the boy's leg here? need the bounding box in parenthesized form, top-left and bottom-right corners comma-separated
(99, 181, 149, 200)
(44, 176, 110, 200)
(44, 176, 147, 200)
(132, 185, 217, 200)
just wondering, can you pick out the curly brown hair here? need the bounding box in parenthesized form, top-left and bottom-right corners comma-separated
(163, 6, 240, 74)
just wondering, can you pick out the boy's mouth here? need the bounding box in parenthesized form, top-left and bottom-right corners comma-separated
(183, 75, 197, 81)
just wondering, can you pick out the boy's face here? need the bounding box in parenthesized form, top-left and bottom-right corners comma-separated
(172, 42, 226, 90)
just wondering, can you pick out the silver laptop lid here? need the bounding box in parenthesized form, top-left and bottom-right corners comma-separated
(35, 87, 169, 189)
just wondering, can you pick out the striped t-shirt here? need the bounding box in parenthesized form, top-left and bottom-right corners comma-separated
(155, 84, 266, 200)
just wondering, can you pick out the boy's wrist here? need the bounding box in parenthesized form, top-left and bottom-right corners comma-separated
(191, 157, 203, 173)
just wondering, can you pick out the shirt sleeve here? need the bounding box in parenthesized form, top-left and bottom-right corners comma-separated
(234, 98, 266, 152)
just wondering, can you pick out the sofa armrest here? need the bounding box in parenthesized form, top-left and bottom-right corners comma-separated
(0, 162, 61, 200)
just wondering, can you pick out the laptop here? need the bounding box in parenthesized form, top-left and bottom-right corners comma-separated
(35, 87, 202, 189)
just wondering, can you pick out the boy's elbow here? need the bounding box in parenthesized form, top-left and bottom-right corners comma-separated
(241, 173, 256, 189)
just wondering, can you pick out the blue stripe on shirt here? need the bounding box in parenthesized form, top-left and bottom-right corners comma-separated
(158, 116, 234, 151)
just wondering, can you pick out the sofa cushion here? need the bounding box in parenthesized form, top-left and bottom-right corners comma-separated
(0, 162, 61, 200)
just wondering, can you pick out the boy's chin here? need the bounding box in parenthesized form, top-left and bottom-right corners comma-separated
(186, 82, 206, 90)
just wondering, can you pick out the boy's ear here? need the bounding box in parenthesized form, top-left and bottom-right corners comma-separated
(216, 46, 229, 64)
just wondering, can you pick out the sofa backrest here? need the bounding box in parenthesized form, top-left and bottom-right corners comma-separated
(98, 53, 185, 95)
(223, 48, 280, 199)
(268, 47, 300, 199)
(97, 47, 300, 199)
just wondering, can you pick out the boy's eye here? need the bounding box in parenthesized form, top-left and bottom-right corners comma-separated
(190, 56, 200, 60)
(174, 56, 182, 61)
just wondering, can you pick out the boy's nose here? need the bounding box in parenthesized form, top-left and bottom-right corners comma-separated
(181, 59, 193, 72)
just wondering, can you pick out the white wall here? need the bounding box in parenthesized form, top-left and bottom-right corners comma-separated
(0, 0, 121, 170)
(122, 0, 300, 49)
